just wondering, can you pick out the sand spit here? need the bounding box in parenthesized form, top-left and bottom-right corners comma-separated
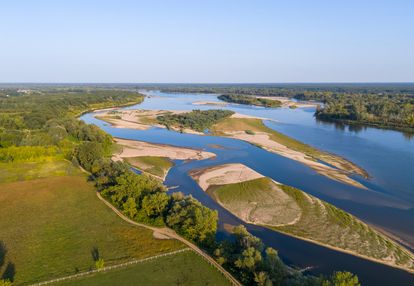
(227, 131, 366, 189)
(113, 138, 215, 161)
(190, 163, 264, 191)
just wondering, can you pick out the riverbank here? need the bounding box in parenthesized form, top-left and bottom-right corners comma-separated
(189, 163, 414, 273)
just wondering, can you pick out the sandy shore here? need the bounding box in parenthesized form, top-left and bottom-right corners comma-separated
(113, 138, 216, 161)
(190, 163, 264, 191)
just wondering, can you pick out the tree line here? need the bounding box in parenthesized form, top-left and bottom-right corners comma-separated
(157, 109, 234, 132)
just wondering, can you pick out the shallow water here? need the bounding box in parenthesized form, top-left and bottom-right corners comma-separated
(81, 91, 414, 285)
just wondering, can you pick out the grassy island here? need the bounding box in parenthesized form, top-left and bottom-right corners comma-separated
(191, 164, 414, 272)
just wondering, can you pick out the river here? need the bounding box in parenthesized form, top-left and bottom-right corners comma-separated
(81, 90, 414, 285)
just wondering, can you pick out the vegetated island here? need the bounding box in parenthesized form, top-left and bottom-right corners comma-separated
(190, 163, 414, 273)
(95, 108, 369, 189)
(218, 94, 282, 107)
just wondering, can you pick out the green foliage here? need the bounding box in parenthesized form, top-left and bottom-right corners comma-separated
(0, 146, 59, 162)
(72, 142, 105, 171)
(95, 258, 105, 270)
(0, 279, 12, 286)
(314, 93, 414, 132)
(322, 271, 360, 286)
(157, 109, 234, 132)
(218, 94, 281, 107)
(166, 195, 218, 244)
(141, 192, 169, 218)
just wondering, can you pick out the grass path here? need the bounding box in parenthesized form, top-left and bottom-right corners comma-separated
(96, 192, 242, 286)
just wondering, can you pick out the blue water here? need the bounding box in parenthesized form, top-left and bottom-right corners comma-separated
(81, 90, 414, 285)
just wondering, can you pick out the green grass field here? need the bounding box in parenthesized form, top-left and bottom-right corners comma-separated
(124, 156, 173, 179)
(0, 160, 183, 285)
(55, 250, 231, 286)
(211, 117, 368, 178)
(0, 160, 82, 183)
(205, 176, 414, 270)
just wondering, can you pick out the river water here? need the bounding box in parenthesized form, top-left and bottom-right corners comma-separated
(81, 90, 414, 285)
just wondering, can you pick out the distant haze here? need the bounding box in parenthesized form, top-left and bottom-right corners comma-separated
(1, 0, 413, 83)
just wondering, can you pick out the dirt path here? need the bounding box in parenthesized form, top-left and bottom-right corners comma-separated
(96, 192, 241, 286)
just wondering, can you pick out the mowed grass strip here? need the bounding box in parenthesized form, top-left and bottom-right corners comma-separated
(54, 250, 231, 286)
(124, 156, 173, 179)
(0, 161, 183, 285)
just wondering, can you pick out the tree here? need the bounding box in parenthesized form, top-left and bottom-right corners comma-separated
(166, 195, 218, 243)
(95, 258, 105, 270)
(122, 197, 138, 218)
(141, 192, 169, 218)
(323, 271, 360, 286)
(0, 279, 12, 286)
(72, 141, 104, 171)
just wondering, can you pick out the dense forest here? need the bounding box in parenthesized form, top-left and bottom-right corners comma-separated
(157, 109, 234, 132)
(0, 87, 359, 286)
(218, 94, 281, 107)
(312, 94, 414, 132)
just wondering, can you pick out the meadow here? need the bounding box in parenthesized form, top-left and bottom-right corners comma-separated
(54, 250, 231, 286)
(0, 160, 183, 285)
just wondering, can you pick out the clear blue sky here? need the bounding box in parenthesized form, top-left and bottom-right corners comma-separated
(1, 0, 413, 83)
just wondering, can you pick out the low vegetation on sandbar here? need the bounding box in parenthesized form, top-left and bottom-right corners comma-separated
(218, 94, 282, 107)
(124, 156, 173, 180)
(190, 163, 414, 272)
(54, 250, 231, 286)
(210, 116, 369, 188)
